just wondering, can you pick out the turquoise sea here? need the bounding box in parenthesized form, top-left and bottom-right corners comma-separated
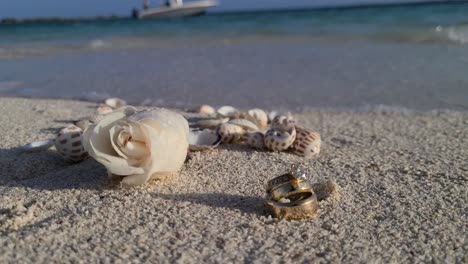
(1, 2, 468, 110)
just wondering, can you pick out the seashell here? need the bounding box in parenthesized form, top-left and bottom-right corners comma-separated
(218, 123, 244, 144)
(54, 125, 88, 162)
(75, 119, 92, 130)
(97, 104, 113, 115)
(228, 118, 259, 131)
(264, 127, 296, 152)
(189, 129, 221, 151)
(271, 113, 295, 132)
(268, 110, 287, 122)
(19, 138, 55, 152)
(241, 132, 265, 149)
(292, 127, 321, 158)
(105, 98, 127, 109)
(217, 106, 239, 118)
(198, 104, 216, 116)
(247, 108, 268, 129)
(195, 117, 229, 129)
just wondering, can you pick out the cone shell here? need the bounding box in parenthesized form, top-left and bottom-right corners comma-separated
(54, 125, 88, 162)
(241, 132, 265, 149)
(247, 108, 268, 129)
(218, 123, 244, 144)
(198, 104, 216, 116)
(271, 114, 295, 132)
(264, 127, 296, 152)
(292, 127, 321, 158)
(105, 98, 127, 109)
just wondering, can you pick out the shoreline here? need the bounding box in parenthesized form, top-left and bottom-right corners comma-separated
(1, 97, 466, 262)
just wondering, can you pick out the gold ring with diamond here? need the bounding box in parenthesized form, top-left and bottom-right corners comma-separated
(266, 164, 309, 192)
(265, 190, 318, 220)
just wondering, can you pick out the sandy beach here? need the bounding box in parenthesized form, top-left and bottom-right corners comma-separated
(0, 97, 466, 263)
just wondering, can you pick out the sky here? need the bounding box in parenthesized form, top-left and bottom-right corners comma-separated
(0, 0, 449, 19)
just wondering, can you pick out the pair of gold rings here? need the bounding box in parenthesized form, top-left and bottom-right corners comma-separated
(264, 166, 318, 220)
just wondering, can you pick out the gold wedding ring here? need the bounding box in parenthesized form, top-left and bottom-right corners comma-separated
(265, 191, 318, 220)
(264, 167, 318, 220)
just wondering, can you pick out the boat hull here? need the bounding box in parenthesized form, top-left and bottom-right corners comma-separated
(138, 0, 217, 19)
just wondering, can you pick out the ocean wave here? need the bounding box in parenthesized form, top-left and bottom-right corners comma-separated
(443, 25, 468, 44)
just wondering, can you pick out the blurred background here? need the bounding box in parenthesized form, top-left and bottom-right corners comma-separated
(0, 0, 467, 111)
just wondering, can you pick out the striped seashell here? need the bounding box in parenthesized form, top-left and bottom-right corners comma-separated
(247, 108, 268, 129)
(264, 127, 296, 152)
(271, 113, 295, 132)
(241, 131, 265, 149)
(97, 104, 113, 115)
(292, 127, 321, 158)
(228, 118, 259, 131)
(54, 125, 88, 162)
(217, 123, 244, 144)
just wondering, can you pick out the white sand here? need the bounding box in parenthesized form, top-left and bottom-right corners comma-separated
(0, 97, 466, 263)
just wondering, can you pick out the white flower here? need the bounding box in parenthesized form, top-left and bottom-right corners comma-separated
(83, 106, 189, 186)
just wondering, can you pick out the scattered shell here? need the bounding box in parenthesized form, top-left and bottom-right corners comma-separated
(105, 98, 127, 109)
(75, 119, 92, 130)
(54, 125, 88, 162)
(19, 138, 55, 152)
(218, 123, 244, 144)
(247, 108, 268, 129)
(189, 129, 221, 151)
(217, 106, 239, 118)
(97, 104, 113, 115)
(264, 127, 296, 151)
(268, 110, 288, 122)
(241, 132, 265, 149)
(228, 118, 259, 131)
(195, 117, 229, 129)
(198, 104, 216, 116)
(292, 127, 321, 158)
(271, 114, 295, 131)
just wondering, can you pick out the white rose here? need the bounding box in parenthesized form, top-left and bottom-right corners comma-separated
(83, 106, 189, 186)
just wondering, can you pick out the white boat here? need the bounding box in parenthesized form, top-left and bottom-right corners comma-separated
(135, 0, 218, 19)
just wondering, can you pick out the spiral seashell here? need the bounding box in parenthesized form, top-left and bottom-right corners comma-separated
(241, 132, 265, 149)
(54, 125, 88, 162)
(105, 98, 127, 109)
(19, 138, 55, 152)
(247, 108, 268, 129)
(292, 127, 321, 158)
(198, 104, 216, 116)
(228, 118, 259, 131)
(264, 127, 296, 152)
(271, 113, 295, 132)
(97, 104, 113, 115)
(218, 123, 244, 144)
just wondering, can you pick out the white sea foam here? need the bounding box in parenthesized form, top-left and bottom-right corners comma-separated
(89, 39, 106, 49)
(0, 81, 22, 92)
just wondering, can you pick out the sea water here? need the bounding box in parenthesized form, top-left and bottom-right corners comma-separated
(0, 3, 467, 111)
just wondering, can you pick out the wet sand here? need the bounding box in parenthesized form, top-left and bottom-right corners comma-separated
(0, 97, 466, 262)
